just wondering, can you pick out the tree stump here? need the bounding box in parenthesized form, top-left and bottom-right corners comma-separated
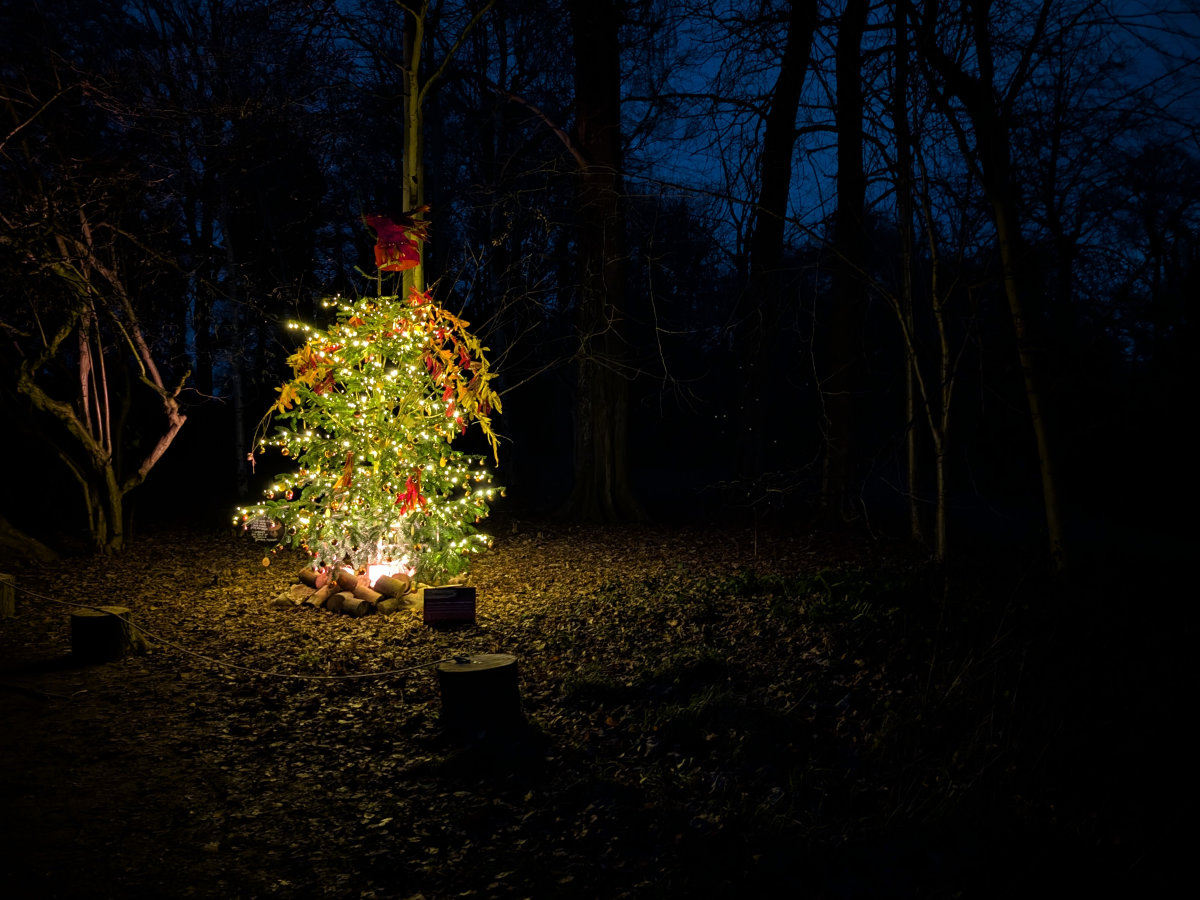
(435, 654, 522, 737)
(0, 574, 13, 618)
(70, 606, 144, 663)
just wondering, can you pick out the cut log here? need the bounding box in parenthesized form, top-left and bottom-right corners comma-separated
(435, 653, 522, 737)
(326, 591, 353, 614)
(288, 584, 315, 602)
(0, 574, 13, 618)
(70, 606, 144, 663)
(334, 568, 359, 593)
(376, 596, 403, 615)
(298, 568, 330, 589)
(342, 596, 376, 618)
(352, 584, 383, 603)
(377, 595, 422, 616)
(306, 584, 337, 608)
(373, 573, 411, 598)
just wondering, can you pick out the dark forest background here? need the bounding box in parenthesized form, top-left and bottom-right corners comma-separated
(1, 0, 1196, 572)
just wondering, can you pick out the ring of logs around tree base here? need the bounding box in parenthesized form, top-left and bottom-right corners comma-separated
(284, 567, 475, 620)
(287, 567, 420, 617)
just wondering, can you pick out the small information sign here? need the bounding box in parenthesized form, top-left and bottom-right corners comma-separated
(423, 586, 476, 625)
(245, 516, 282, 542)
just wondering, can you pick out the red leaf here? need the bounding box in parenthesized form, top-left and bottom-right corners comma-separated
(365, 214, 422, 272)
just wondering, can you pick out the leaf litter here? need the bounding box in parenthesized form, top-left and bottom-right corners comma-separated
(0, 519, 1167, 897)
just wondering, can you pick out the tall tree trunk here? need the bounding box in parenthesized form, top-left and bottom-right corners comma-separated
(893, 4, 925, 546)
(190, 167, 217, 395)
(394, 0, 491, 296)
(402, 6, 426, 295)
(737, 0, 818, 485)
(564, 0, 641, 521)
(993, 195, 1067, 569)
(821, 0, 869, 523)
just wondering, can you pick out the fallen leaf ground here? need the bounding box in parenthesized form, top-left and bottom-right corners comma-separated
(0, 519, 1188, 898)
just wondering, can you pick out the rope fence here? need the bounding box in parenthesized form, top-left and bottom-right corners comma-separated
(7, 581, 466, 683)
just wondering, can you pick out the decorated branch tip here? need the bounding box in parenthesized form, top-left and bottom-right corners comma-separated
(235, 216, 503, 585)
(364, 206, 430, 272)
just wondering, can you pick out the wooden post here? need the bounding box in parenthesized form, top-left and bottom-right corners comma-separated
(435, 654, 522, 737)
(70, 606, 144, 663)
(0, 574, 14, 618)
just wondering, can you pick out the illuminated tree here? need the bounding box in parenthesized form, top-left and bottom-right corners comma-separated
(236, 218, 502, 584)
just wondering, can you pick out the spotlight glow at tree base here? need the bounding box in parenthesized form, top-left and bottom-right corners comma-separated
(236, 282, 502, 586)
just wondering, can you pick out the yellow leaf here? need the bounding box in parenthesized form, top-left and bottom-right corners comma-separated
(274, 383, 299, 412)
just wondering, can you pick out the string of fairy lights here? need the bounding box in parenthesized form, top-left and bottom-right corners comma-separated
(235, 288, 504, 584)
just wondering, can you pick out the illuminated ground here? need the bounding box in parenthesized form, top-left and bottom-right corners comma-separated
(0, 523, 1183, 897)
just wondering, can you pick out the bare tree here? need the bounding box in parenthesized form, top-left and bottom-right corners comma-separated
(1, 162, 188, 551)
(909, 0, 1071, 572)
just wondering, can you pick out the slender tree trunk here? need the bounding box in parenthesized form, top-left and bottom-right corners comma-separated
(101, 465, 124, 552)
(564, 0, 641, 521)
(894, 5, 925, 546)
(821, 0, 869, 523)
(993, 196, 1067, 570)
(885, 141, 963, 568)
(191, 167, 217, 395)
(929, 249, 951, 565)
(394, 1, 492, 296)
(403, 7, 426, 295)
(737, 0, 818, 485)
